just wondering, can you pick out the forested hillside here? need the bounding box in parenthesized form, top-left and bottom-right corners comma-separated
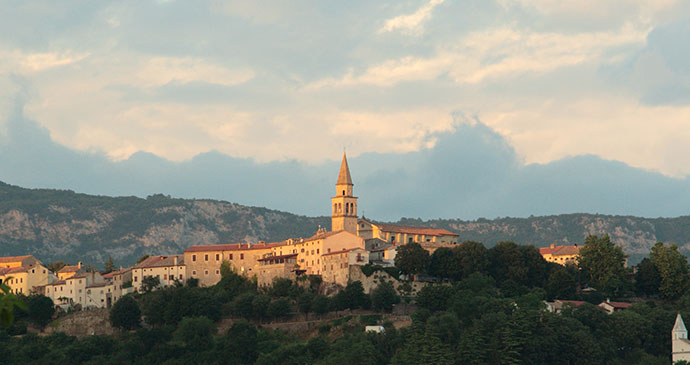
(1, 181, 689, 266)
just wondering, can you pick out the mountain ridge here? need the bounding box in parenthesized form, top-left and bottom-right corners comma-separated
(1, 181, 688, 267)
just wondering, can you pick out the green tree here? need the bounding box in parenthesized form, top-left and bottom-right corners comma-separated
(173, 316, 215, 351)
(545, 265, 577, 300)
(578, 234, 628, 294)
(25, 295, 55, 327)
(395, 242, 430, 276)
(267, 298, 292, 319)
(297, 291, 315, 318)
(371, 281, 400, 312)
(650, 241, 689, 299)
(141, 276, 160, 293)
(336, 281, 370, 310)
(416, 285, 454, 312)
(429, 247, 460, 280)
(110, 296, 141, 330)
(635, 258, 661, 297)
(311, 294, 330, 316)
(453, 241, 489, 279)
(103, 256, 115, 274)
(231, 292, 256, 319)
(47, 261, 66, 274)
(221, 321, 258, 364)
(252, 294, 270, 321)
(0, 280, 27, 328)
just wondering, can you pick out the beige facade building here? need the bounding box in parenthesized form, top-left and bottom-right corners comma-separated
(539, 244, 580, 265)
(358, 219, 459, 246)
(132, 255, 185, 292)
(256, 253, 299, 286)
(321, 247, 369, 286)
(0, 255, 40, 269)
(57, 262, 85, 280)
(0, 262, 55, 295)
(44, 271, 109, 309)
(102, 267, 134, 303)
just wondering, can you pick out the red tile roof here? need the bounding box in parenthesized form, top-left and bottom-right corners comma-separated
(556, 300, 586, 307)
(601, 301, 633, 309)
(373, 223, 458, 237)
(322, 248, 364, 257)
(539, 245, 580, 256)
(184, 241, 286, 253)
(58, 265, 82, 273)
(0, 255, 34, 264)
(0, 266, 30, 275)
(134, 255, 184, 269)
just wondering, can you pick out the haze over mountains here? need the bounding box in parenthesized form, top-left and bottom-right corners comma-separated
(2, 101, 690, 222)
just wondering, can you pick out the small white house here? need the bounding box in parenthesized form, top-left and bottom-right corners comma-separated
(365, 325, 385, 334)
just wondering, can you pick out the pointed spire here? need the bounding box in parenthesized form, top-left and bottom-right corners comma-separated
(336, 152, 353, 185)
(673, 313, 688, 340)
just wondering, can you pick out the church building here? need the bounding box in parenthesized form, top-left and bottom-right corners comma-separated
(673, 313, 690, 363)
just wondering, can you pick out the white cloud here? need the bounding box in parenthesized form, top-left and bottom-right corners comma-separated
(379, 0, 444, 34)
(137, 57, 254, 87)
(312, 23, 649, 88)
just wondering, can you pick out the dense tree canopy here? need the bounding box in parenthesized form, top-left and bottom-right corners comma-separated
(394, 243, 430, 276)
(650, 242, 690, 299)
(578, 234, 629, 295)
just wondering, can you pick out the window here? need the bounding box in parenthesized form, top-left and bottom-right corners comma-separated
(311, 250, 314, 255)
(87, 289, 91, 294)
(328, 248, 331, 253)
(216, 254, 220, 261)
(164, 275, 167, 280)
(316, 249, 319, 254)
(192, 270, 197, 275)
(179, 274, 183, 280)
(204, 270, 208, 276)
(134, 276, 138, 282)
(215, 270, 220, 275)
(192, 255, 197, 262)
(32, 269, 35, 273)
(301, 248, 305, 253)
(229, 253, 233, 260)
(205, 254, 209, 261)
(240, 254, 244, 260)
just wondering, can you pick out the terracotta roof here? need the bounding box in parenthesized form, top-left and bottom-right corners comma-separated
(0, 255, 34, 264)
(257, 253, 298, 262)
(134, 255, 184, 269)
(322, 248, 364, 257)
(540, 245, 580, 256)
(58, 265, 81, 273)
(371, 244, 396, 252)
(372, 222, 458, 237)
(306, 230, 344, 241)
(184, 241, 286, 253)
(0, 266, 30, 275)
(102, 267, 131, 279)
(601, 301, 632, 309)
(556, 300, 586, 307)
(336, 152, 353, 185)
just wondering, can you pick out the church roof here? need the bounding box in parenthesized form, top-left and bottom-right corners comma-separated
(675, 313, 687, 333)
(336, 152, 353, 185)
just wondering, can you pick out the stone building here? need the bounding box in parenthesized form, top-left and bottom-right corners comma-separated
(132, 255, 185, 292)
(0, 255, 55, 295)
(321, 247, 369, 286)
(45, 271, 108, 309)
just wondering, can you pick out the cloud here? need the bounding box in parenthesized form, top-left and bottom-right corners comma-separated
(380, 0, 445, 34)
(2, 104, 690, 221)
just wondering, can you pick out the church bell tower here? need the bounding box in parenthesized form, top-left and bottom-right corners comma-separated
(331, 152, 358, 234)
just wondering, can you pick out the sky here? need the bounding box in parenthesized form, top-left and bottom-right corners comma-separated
(2, 0, 690, 221)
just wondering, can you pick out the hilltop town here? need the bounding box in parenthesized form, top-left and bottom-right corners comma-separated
(2, 154, 690, 364)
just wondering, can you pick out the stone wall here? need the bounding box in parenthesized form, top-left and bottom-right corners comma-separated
(46, 308, 115, 337)
(348, 265, 427, 295)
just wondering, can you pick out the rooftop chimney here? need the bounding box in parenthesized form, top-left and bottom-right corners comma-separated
(550, 244, 555, 249)
(78, 261, 82, 268)
(174, 256, 178, 265)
